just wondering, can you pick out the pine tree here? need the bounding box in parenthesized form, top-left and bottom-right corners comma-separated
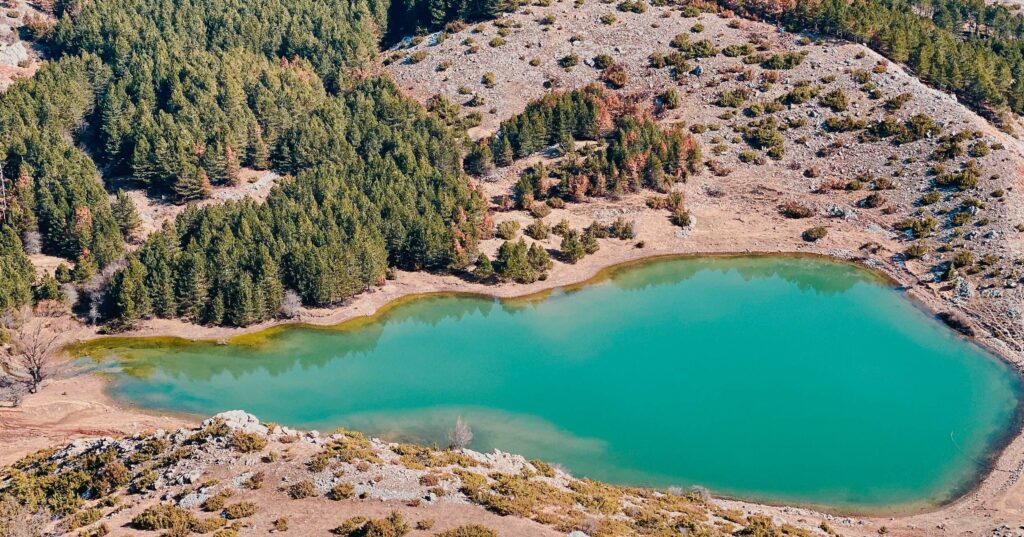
(496, 239, 537, 283)
(560, 229, 586, 264)
(527, 243, 552, 273)
(107, 257, 152, 329)
(472, 253, 494, 282)
(111, 189, 141, 240)
(225, 143, 241, 186)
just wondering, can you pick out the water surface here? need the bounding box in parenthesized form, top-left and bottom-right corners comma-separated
(81, 257, 1021, 512)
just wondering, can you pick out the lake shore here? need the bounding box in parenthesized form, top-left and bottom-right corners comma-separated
(9, 181, 1024, 536)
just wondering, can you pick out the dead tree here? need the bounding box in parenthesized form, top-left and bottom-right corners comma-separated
(447, 417, 474, 450)
(0, 306, 69, 394)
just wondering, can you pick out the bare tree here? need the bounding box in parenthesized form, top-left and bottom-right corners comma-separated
(21, 230, 41, 255)
(0, 308, 69, 394)
(447, 417, 474, 450)
(280, 290, 302, 319)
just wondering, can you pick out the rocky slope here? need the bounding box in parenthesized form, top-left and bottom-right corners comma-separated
(0, 411, 835, 536)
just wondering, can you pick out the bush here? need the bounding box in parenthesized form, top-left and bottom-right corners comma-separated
(488, 37, 505, 47)
(660, 88, 680, 109)
(525, 219, 550, 240)
(904, 243, 928, 259)
(231, 431, 267, 453)
(819, 89, 847, 112)
(559, 53, 579, 68)
(715, 88, 750, 108)
(496, 220, 519, 240)
(202, 491, 233, 512)
(222, 502, 257, 520)
(436, 525, 498, 537)
(481, 72, 496, 88)
(601, 65, 628, 88)
(331, 511, 408, 537)
(131, 505, 200, 531)
(780, 202, 813, 218)
(330, 482, 354, 500)
(288, 480, 318, 499)
(530, 203, 552, 218)
(617, 0, 647, 13)
(862, 192, 885, 208)
(407, 50, 428, 64)
(802, 227, 827, 242)
(273, 518, 289, 531)
(600, 13, 616, 24)
(592, 54, 614, 69)
(761, 52, 805, 69)
(952, 250, 974, 267)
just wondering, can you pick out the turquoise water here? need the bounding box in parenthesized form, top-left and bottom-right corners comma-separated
(84, 257, 1021, 512)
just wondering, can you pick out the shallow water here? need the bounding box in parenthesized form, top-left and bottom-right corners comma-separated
(82, 256, 1021, 512)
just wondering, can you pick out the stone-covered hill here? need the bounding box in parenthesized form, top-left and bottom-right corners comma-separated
(387, 0, 1024, 356)
(0, 411, 829, 536)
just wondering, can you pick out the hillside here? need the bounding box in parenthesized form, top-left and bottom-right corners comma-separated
(0, 411, 825, 537)
(386, 0, 1024, 355)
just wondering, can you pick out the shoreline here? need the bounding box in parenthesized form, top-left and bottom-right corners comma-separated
(60, 247, 1024, 522)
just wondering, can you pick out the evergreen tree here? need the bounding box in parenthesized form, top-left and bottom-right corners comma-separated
(560, 229, 586, 264)
(472, 252, 494, 282)
(111, 190, 141, 239)
(106, 257, 151, 329)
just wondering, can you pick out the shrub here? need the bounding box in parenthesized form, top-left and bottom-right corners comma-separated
(919, 191, 941, 205)
(715, 88, 750, 108)
(288, 480, 318, 499)
(407, 51, 428, 64)
(530, 203, 551, 218)
(330, 482, 354, 500)
(592, 54, 614, 69)
(331, 511, 408, 537)
(559, 53, 579, 68)
(525, 219, 550, 240)
(904, 243, 929, 259)
(416, 519, 435, 530)
(672, 209, 692, 227)
(600, 13, 616, 24)
(436, 525, 498, 537)
(617, 0, 647, 13)
(781, 84, 819, 105)
(202, 491, 233, 512)
(243, 472, 265, 490)
(223, 502, 257, 520)
(273, 518, 289, 532)
(488, 37, 505, 47)
(780, 202, 813, 218)
(481, 72, 496, 88)
(862, 193, 885, 208)
(601, 65, 628, 88)
(952, 250, 974, 267)
(802, 227, 827, 242)
(660, 88, 680, 109)
(131, 505, 200, 532)
(231, 431, 267, 453)
(819, 89, 847, 112)
(885, 92, 912, 111)
(496, 220, 519, 240)
(761, 52, 805, 69)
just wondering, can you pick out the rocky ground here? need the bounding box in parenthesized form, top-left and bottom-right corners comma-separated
(0, 410, 837, 536)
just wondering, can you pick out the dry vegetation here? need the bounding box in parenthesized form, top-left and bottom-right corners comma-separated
(0, 411, 832, 536)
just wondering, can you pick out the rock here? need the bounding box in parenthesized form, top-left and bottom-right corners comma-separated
(207, 410, 267, 434)
(567, 532, 591, 537)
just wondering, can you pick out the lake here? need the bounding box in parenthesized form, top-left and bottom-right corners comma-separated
(78, 256, 1022, 512)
